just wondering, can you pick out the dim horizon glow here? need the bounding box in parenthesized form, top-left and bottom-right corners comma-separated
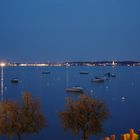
(0, 0, 140, 63)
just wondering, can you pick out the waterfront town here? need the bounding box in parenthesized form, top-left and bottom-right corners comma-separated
(2, 61, 140, 67)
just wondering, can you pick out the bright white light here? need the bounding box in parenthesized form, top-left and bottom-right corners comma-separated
(0, 63, 6, 67)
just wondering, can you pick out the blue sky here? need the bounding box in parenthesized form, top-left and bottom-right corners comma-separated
(0, 0, 140, 62)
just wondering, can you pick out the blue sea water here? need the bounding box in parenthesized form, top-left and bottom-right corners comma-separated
(0, 66, 140, 140)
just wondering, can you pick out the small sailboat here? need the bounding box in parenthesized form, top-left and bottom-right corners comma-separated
(91, 77, 105, 83)
(65, 86, 84, 93)
(11, 78, 19, 83)
(80, 71, 89, 74)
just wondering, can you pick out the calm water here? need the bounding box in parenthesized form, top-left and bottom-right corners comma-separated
(0, 66, 140, 140)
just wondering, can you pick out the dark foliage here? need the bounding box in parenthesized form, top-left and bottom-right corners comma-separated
(59, 95, 109, 140)
(0, 93, 46, 140)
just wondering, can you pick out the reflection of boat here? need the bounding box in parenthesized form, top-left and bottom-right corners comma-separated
(91, 77, 105, 83)
(80, 71, 89, 74)
(11, 78, 19, 83)
(65, 86, 84, 93)
(104, 72, 116, 77)
(42, 71, 50, 74)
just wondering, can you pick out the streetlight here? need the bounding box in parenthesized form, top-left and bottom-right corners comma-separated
(0, 63, 6, 67)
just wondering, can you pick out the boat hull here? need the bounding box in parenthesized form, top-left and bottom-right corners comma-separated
(65, 87, 84, 93)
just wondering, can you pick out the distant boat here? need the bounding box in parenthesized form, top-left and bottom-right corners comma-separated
(104, 72, 116, 77)
(11, 78, 19, 83)
(80, 71, 89, 74)
(91, 77, 105, 83)
(42, 71, 51, 74)
(65, 86, 84, 93)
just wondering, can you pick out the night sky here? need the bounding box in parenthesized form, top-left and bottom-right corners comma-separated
(0, 0, 140, 62)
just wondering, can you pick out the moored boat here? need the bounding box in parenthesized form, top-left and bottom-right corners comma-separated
(11, 78, 19, 83)
(80, 71, 89, 74)
(91, 77, 105, 83)
(104, 72, 116, 77)
(65, 86, 84, 93)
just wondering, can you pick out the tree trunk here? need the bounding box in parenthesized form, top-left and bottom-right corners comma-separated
(82, 130, 88, 140)
(17, 133, 22, 140)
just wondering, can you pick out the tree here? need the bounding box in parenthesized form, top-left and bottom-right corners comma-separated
(0, 100, 20, 139)
(0, 93, 46, 140)
(21, 93, 46, 136)
(59, 94, 109, 140)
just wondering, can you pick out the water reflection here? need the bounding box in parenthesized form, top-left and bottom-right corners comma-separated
(66, 66, 69, 88)
(0, 65, 4, 101)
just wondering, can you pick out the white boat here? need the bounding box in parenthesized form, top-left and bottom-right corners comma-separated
(65, 86, 84, 93)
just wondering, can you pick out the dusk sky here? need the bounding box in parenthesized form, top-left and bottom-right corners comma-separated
(0, 0, 140, 62)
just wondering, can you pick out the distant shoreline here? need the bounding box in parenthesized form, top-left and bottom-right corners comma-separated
(2, 61, 140, 67)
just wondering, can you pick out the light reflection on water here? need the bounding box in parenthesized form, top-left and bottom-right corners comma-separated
(0, 66, 140, 140)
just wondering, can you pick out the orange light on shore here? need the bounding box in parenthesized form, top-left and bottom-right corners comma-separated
(0, 63, 6, 67)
